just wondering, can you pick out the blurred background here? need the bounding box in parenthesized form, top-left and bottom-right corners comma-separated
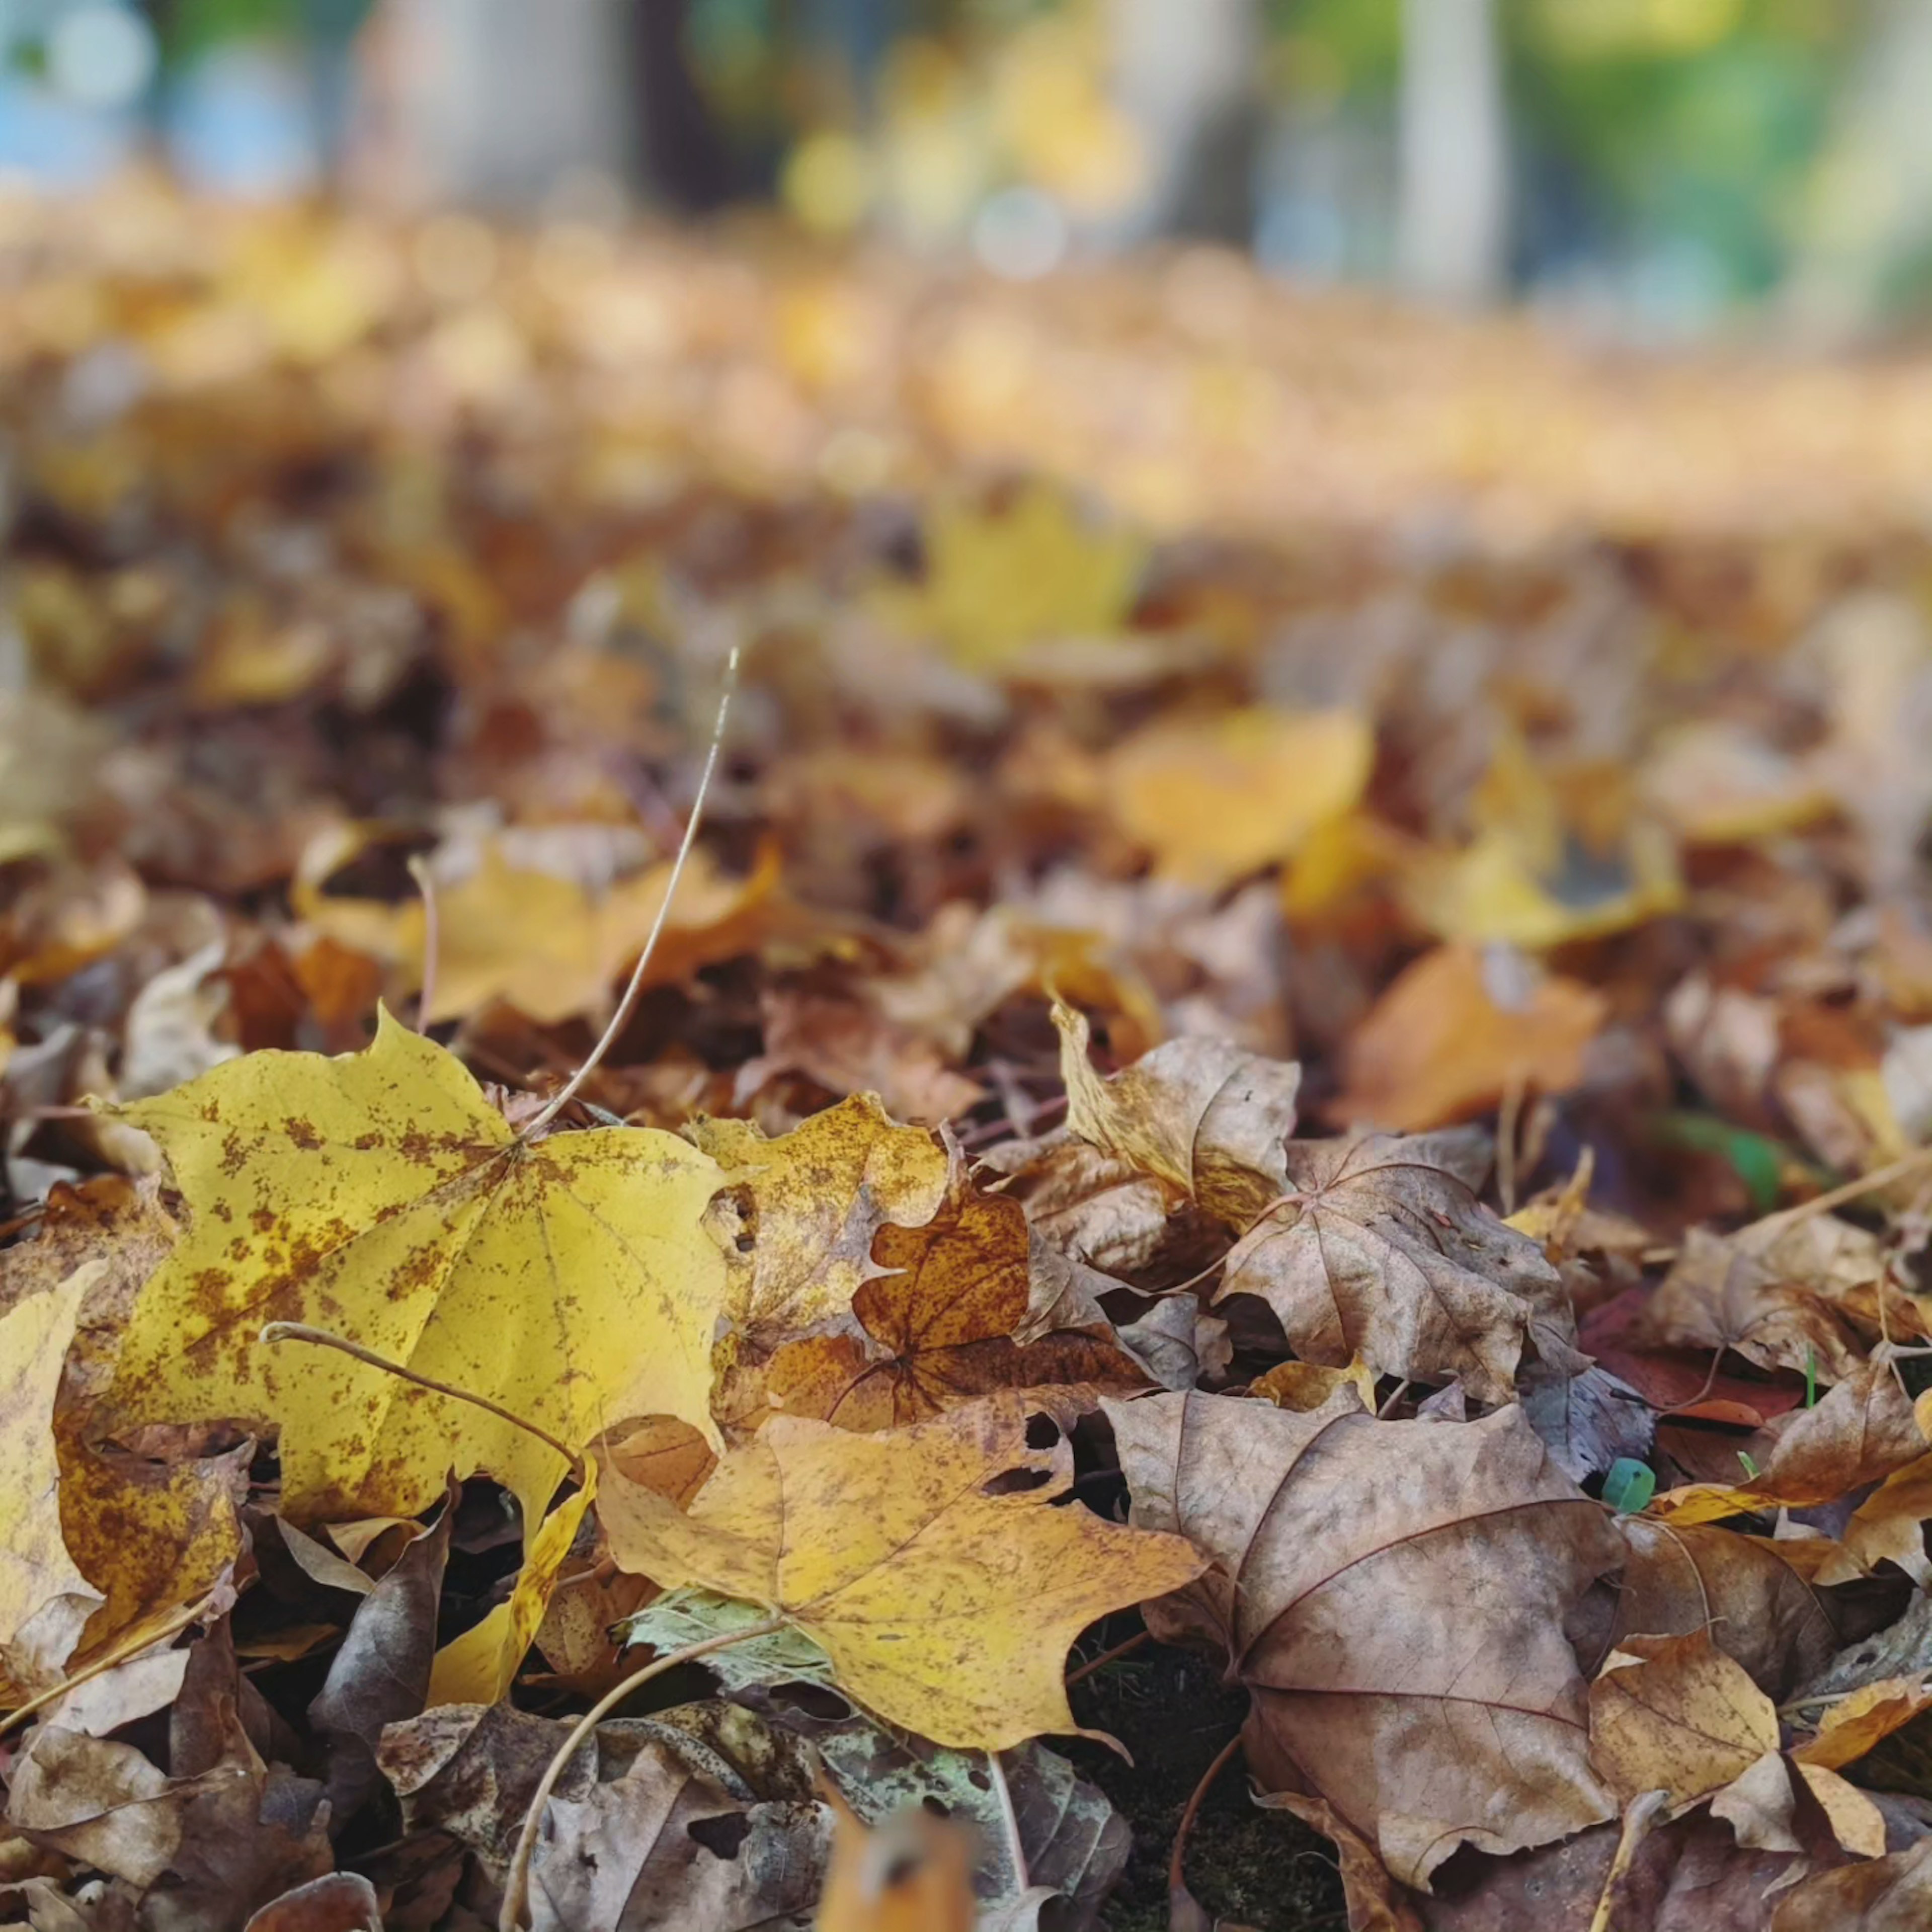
(3, 0, 1932, 342)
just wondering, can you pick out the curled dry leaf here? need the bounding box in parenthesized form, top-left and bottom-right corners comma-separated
(0, 1264, 105, 1698)
(1052, 999, 1301, 1225)
(686, 1093, 949, 1425)
(1215, 1132, 1568, 1404)
(95, 1012, 728, 1533)
(1792, 1676, 1932, 1770)
(766, 1166, 1148, 1429)
(599, 1394, 1206, 1750)
(1105, 1389, 1621, 1889)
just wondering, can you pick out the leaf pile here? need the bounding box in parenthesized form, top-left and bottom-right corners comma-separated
(5, 188, 1932, 1931)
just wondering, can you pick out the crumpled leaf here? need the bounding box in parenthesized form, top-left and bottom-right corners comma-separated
(1101, 706, 1373, 893)
(766, 1165, 1148, 1429)
(1215, 1131, 1568, 1405)
(1106, 1390, 1622, 1889)
(97, 1011, 728, 1532)
(599, 1393, 1206, 1749)
(0, 1263, 106, 1699)
(1053, 999, 1301, 1225)
(686, 1094, 949, 1424)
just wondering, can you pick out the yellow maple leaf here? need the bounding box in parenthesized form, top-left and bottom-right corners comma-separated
(97, 1013, 728, 1536)
(294, 826, 780, 1026)
(426, 1472, 595, 1707)
(599, 1394, 1205, 1749)
(871, 487, 1144, 671)
(1, 1264, 105, 1700)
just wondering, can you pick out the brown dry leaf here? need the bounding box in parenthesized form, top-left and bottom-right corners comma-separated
(1646, 1358, 1926, 1532)
(1215, 1131, 1567, 1404)
(1101, 706, 1374, 893)
(599, 1394, 1206, 1749)
(687, 1094, 949, 1424)
(1770, 1834, 1932, 1929)
(1105, 1390, 1621, 1889)
(1636, 1214, 1923, 1384)
(1053, 998, 1301, 1224)
(243, 1872, 385, 1932)
(1329, 943, 1606, 1135)
(95, 1013, 728, 1535)
(766, 1167, 1148, 1429)
(1605, 1518, 1842, 1702)
(1588, 1630, 1780, 1810)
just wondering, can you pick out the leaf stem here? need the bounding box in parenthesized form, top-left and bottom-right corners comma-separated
(498, 1612, 786, 1932)
(1066, 1628, 1149, 1688)
(0, 1591, 211, 1737)
(1749, 1144, 1932, 1237)
(519, 640, 741, 1140)
(1168, 1730, 1242, 1912)
(260, 1321, 586, 1489)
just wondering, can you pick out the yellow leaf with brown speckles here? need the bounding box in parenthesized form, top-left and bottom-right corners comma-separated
(96, 1011, 728, 1538)
(597, 1393, 1205, 1750)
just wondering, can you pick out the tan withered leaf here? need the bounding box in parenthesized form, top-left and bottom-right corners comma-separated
(686, 1093, 948, 1424)
(598, 1394, 1206, 1750)
(1793, 1676, 1932, 1770)
(1588, 1631, 1779, 1810)
(1636, 1215, 1922, 1383)
(1104, 1390, 1621, 1889)
(1053, 999, 1301, 1225)
(765, 1167, 1148, 1429)
(98, 1013, 728, 1533)
(1215, 1132, 1567, 1404)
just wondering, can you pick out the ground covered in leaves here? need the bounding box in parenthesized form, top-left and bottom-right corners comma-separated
(7, 180, 1932, 1931)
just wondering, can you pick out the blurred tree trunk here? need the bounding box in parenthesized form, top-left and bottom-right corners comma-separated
(351, 0, 634, 208)
(1785, 0, 1932, 336)
(1103, 0, 1262, 243)
(1397, 0, 1507, 302)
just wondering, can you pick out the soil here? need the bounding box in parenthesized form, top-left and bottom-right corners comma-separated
(1062, 1632, 1347, 1931)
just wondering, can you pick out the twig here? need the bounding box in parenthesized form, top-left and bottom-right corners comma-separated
(1588, 1790, 1667, 1932)
(520, 641, 741, 1140)
(0, 1592, 211, 1737)
(408, 853, 441, 1034)
(1169, 1731, 1243, 1912)
(261, 1321, 586, 1489)
(1497, 1071, 1526, 1216)
(1066, 1628, 1149, 1688)
(1376, 1378, 1412, 1420)
(498, 1613, 786, 1932)
(1749, 1144, 1932, 1238)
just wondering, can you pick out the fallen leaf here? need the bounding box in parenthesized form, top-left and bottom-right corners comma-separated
(687, 1094, 949, 1425)
(1770, 1833, 1932, 1929)
(1329, 943, 1606, 1134)
(767, 1166, 1148, 1429)
(815, 1789, 975, 1932)
(243, 1872, 385, 1932)
(599, 1394, 1207, 1749)
(1588, 1631, 1779, 1810)
(0, 1264, 105, 1699)
(1793, 1675, 1932, 1770)
(1101, 707, 1373, 893)
(97, 1011, 728, 1532)
(1215, 1131, 1567, 1404)
(1106, 1390, 1621, 1888)
(1053, 998, 1301, 1224)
